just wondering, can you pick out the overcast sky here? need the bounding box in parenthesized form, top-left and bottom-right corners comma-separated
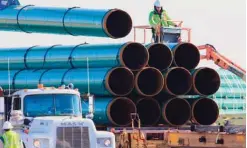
(0, 0, 245, 69)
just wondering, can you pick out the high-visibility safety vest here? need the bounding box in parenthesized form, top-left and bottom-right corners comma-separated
(1, 131, 22, 148)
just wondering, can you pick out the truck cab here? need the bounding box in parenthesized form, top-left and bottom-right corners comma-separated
(0, 85, 115, 148)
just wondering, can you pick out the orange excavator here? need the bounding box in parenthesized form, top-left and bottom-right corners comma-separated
(133, 21, 246, 82)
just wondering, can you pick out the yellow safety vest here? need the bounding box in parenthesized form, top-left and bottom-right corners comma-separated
(1, 131, 22, 148)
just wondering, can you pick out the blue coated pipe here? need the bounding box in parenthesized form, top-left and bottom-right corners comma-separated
(0, 42, 148, 71)
(82, 97, 136, 126)
(0, 67, 134, 96)
(166, 42, 200, 70)
(0, 5, 132, 38)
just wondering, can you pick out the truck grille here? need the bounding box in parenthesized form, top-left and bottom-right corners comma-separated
(56, 127, 90, 148)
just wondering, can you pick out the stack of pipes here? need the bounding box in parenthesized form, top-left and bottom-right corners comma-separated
(127, 43, 221, 127)
(0, 4, 223, 127)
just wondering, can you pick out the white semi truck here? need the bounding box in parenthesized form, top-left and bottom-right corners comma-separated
(0, 84, 115, 148)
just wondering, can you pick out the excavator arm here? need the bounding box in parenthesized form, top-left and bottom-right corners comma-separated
(198, 44, 246, 82)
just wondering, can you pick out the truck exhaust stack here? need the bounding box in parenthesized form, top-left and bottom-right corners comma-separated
(146, 43, 173, 71)
(161, 98, 191, 126)
(191, 98, 219, 125)
(135, 67, 164, 96)
(191, 67, 221, 95)
(136, 98, 161, 126)
(163, 67, 192, 95)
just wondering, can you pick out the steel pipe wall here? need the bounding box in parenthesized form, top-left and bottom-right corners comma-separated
(0, 5, 132, 38)
(0, 42, 148, 71)
(0, 67, 134, 96)
(82, 97, 136, 126)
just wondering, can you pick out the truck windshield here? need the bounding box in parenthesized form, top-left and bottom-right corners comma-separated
(24, 94, 81, 117)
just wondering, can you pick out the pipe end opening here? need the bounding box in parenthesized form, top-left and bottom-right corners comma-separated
(136, 67, 164, 96)
(174, 43, 200, 70)
(163, 98, 191, 126)
(108, 97, 136, 126)
(136, 98, 161, 126)
(106, 67, 134, 96)
(121, 42, 149, 71)
(165, 67, 192, 95)
(192, 98, 219, 125)
(148, 43, 173, 71)
(194, 68, 221, 95)
(105, 9, 132, 38)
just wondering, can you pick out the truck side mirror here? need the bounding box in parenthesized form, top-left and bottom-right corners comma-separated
(24, 118, 31, 126)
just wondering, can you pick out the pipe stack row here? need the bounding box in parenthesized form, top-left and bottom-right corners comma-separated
(0, 4, 224, 127)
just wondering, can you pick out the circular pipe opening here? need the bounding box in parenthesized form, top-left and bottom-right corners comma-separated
(135, 67, 164, 96)
(193, 68, 221, 95)
(108, 97, 136, 126)
(147, 43, 173, 71)
(136, 98, 161, 126)
(192, 98, 219, 125)
(173, 43, 200, 70)
(104, 9, 132, 38)
(120, 42, 149, 71)
(105, 67, 134, 96)
(162, 98, 191, 126)
(164, 67, 192, 95)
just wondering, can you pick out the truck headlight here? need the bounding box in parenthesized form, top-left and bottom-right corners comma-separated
(104, 139, 111, 146)
(33, 138, 49, 148)
(33, 139, 40, 148)
(97, 138, 112, 147)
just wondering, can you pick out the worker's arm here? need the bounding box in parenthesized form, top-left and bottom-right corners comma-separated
(0, 136, 3, 148)
(164, 12, 176, 27)
(149, 11, 158, 28)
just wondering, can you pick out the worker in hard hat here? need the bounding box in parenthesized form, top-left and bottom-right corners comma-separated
(0, 121, 23, 148)
(149, 0, 177, 43)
